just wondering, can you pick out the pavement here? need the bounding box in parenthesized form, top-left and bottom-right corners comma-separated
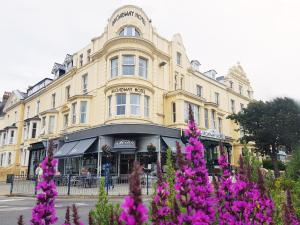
(0, 182, 10, 196)
(0, 195, 151, 224)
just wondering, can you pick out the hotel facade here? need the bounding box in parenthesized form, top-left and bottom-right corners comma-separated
(0, 5, 253, 180)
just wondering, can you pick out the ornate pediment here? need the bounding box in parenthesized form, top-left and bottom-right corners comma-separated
(3, 90, 26, 112)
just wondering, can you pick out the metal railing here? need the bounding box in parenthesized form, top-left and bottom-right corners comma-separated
(10, 174, 157, 196)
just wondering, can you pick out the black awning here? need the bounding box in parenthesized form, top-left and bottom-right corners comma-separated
(161, 136, 185, 153)
(30, 142, 46, 151)
(54, 141, 79, 158)
(67, 138, 97, 157)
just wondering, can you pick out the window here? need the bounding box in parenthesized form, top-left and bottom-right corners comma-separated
(26, 106, 30, 118)
(172, 102, 176, 123)
(2, 133, 6, 145)
(108, 96, 112, 117)
(247, 90, 251, 98)
(72, 102, 77, 124)
(87, 49, 91, 62)
(116, 93, 126, 115)
(196, 85, 203, 97)
(82, 74, 88, 94)
(180, 77, 184, 89)
(174, 75, 178, 90)
(184, 102, 199, 125)
(122, 55, 135, 75)
(176, 52, 181, 65)
(218, 117, 223, 133)
(65, 86, 71, 100)
(51, 93, 56, 109)
(144, 95, 150, 117)
(42, 117, 46, 128)
(48, 116, 55, 134)
(211, 110, 216, 129)
(231, 99, 236, 113)
(229, 81, 234, 89)
(36, 100, 40, 115)
(8, 152, 12, 165)
(130, 94, 140, 115)
(63, 114, 69, 129)
(239, 85, 243, 95)
(9, 130, 14, 144)
(240, 103, 244, 110)
(138, 57, 147, 78)
(214, 92, 220, 105)
(79, 54, 83, 66)
(14, 111, 17, 122)
(204, 108, 209, 129)
(31, 122, 37, 139)
(0, 153, 4, 166)
(119, 26, 140, 37)
(80, 101, 87, 123)
(111, 57, 118, 78)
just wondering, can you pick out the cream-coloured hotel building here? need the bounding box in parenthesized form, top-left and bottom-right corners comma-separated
(0, 5, 253, 180)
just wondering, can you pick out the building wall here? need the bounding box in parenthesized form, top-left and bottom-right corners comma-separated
(0, 5, 253, 179)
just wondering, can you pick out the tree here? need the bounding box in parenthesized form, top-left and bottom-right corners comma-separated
(228, 97, 300, 177)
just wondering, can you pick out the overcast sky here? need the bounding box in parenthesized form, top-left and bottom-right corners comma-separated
(0, 0, 299, 101)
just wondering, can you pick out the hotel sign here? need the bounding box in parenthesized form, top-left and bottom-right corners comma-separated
(112, 10, 146, 26)
(111, 87, 145, 94)
(201, 129, 225, 140)
(114, 139, 136, 149)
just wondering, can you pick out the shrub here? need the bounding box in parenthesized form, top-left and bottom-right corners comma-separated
(263, 159, 286, 171)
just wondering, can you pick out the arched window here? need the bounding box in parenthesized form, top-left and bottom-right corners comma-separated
(119, 26, 140, 37)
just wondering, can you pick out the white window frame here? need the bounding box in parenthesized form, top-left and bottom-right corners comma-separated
(138, 57, 147, 78)
(211, 110, 216, 129)
(184, 102, 199, 125)
(111, 57, 118, 78)
(176, 52, 181, 65)
(48, 116, 55, 134)
(116, 93, 126, 115)
(80, 101, 87, 124)
(196, 85, 203, 97)
(9, 130, 14, 144)
(122, 55, 135, 75)
(108, 95, 112, 117)
(144, 95, 150, 117)
(36, 100, 40, 115)
(65, 85, 71, 100)
(215, 92, 220, 105)
(51, 93, 56, 109)
(63, 114, 69, 128)
(119, 26, 140, 37)
(82, 74, 88, 94)
(204, 108, 209, 129)
(72, 102, 77, 124)
(130, 94, 140, 115)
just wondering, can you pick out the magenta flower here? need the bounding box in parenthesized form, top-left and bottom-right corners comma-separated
(30, 142, 58, 225)
(119, 162, 148, 225)
(175, 106, 215, 224)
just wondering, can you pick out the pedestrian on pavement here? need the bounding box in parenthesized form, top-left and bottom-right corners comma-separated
(35, 163, 43, 182)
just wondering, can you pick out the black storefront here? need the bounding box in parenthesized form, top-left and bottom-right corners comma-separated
(52, 124, 232, 177)
(27, 139, 59, 178)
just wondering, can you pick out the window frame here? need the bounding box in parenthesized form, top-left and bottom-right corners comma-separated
(80, 101, 88, 124)
(116, 93, 126, 116)
(204, 108, 209, 129)
(119, 26, 140, 37)
(51, 93, 56, 109)
(172, 102, 176, 123)
(48, 116, 55, 134)
(176, 52, 182, 65)
(130, 94, 141, 115)
(63, 114, 69, 129)
(31, 122, 37, 139)
(82, 74, 88, 94)
(144, 95, 150, 117)
(196, 85, 203, 97)
(122, 55, 135, 75)
(110, 57, 119, 78)
(138, 57, 148, 78)
(215, 92, 220, 105)
(72, 102, 77, 124)
(108, 95, 112, 117)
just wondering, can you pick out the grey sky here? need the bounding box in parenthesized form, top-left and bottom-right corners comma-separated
(0, 0, 299, 101)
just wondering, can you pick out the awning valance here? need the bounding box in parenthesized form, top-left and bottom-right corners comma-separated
(161, 136, 185, 153)
(30, 142, 46, 151)
(67, 138, 97, 157)
(54, 141, 79, 158)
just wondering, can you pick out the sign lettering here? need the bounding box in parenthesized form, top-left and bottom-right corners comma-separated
(111, 87, 145, 94)
(112, 10, 146, 26)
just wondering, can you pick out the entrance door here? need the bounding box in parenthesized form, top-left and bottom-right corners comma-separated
(120, 154, 135, 175)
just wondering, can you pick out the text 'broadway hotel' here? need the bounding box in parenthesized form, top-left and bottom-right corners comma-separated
(0, 5, 253, 180)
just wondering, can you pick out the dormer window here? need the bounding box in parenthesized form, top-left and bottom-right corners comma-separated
(119, 26, 140, 37)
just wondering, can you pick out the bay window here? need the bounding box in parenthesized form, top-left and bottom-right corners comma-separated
(31, 122, 37, 139)
(130, 94, 140, 115)
(72, 102, 77, 124)
(138, 57, 147, 78)
(80, 101, 87, 123)
(122, 55, 135, 75)
(111, 57, 118, 78)
(108, 96, 112, 117)
(144, 95, 150, 117)
(184, 102, 199, 125)
(9, 130, 15, 144)
(204, 108, 209, 129)
(116, 93, 126, 115)
(48, 116, 55, 134)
